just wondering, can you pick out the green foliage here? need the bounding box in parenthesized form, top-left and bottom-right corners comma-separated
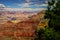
(37, 0, 60, 40)
(45, 0, 60, 31)
(37, 27, 60, 40)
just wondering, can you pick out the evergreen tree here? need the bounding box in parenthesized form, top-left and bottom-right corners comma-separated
(37, 0, 60, 40)
(45, 0, 60, 31)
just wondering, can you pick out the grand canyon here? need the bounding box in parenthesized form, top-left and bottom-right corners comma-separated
(0, 10, 46, 40)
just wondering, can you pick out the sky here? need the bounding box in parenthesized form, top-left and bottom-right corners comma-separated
(0, 0, 48, 11)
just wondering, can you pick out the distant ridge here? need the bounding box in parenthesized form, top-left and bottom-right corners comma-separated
(0, 10, 46, 24)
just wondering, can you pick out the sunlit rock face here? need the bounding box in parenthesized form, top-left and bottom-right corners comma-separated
(0, 15, 8, 24)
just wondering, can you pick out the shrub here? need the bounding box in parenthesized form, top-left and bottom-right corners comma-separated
(37, 27, 60, 40)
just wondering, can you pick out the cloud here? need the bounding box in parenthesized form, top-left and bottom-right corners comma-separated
(45, 1, 48, 4)
(25, 0, 31, 2)
(0, 4, 6, 8)
(40, 4, 48, 6)
(0, 2, 47, 11)
(0, 7, 47, 12)
(18, 0, 48, 8)
(18, 3, 31, 8)
(7, 6, 11, 8)
(0, 3, 47, 11)
(34, 2, 48, 7)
